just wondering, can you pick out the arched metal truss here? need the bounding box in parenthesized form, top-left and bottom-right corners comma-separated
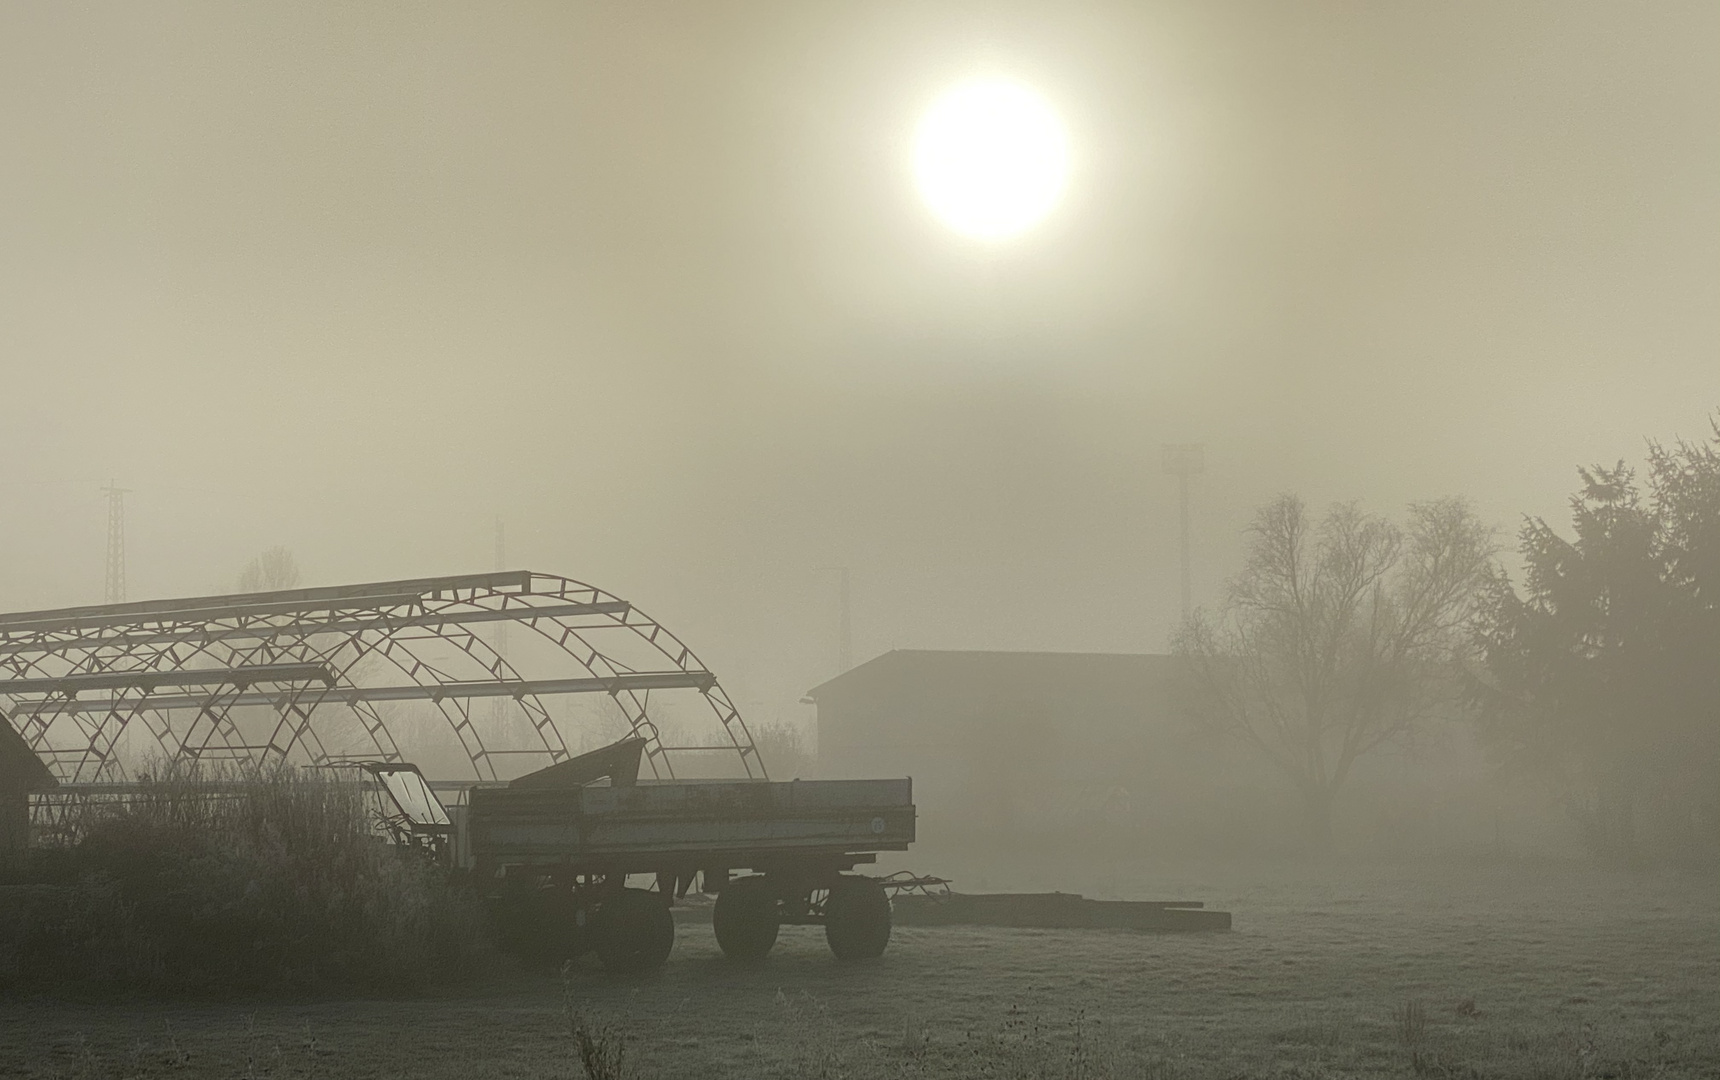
(0, 570, 765, 784)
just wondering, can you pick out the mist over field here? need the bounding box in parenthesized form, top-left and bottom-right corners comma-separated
(3, 1, 1715, 725)
(1, 2, 1716, 1078)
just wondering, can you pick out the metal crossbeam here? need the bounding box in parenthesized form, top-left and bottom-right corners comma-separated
(0, 663, 334, 696)
(0, 593, 426, 637)
(0, 570, 534, 636)
(3, 670, 716, 716)
(0, 569, 766, 784)
(0, 600, 631, 658)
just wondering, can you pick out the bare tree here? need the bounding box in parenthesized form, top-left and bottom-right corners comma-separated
(1174, 496, 1494, 848)
(237, 546, 302, 593)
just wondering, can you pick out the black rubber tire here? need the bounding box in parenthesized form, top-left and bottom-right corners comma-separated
(713, 876, 780, 962)
(593, 887, 675, 975)
(824, 876, 891, 961)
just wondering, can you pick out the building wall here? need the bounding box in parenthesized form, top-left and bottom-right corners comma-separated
(809, 651, 1571, 859)
(813, 652, 1195, 819)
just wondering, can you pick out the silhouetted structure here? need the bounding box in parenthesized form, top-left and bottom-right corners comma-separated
(101, 481, 128, 604)
(0, 570, 762, 786)
(0, 714, 56, 851)
(806, 650, 1188, 827)
(1161, 444, 1204, 621)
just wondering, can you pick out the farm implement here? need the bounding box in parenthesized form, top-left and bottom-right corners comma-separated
(359, 739, 922, 973)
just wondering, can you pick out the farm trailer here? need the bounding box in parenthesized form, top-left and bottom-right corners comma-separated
(372, 739, 919, 975)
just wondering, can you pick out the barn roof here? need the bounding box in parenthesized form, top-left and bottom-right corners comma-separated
(804, 649, 1178, 705)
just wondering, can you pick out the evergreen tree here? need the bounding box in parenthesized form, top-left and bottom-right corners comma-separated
(1475, 421, 1720, 864)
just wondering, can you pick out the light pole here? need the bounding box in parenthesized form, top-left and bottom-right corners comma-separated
(815, 567, 852, 675)
(1161, 444, 1204, 623)
(490, 516, 509, 733)
(101, 480, 130, 604)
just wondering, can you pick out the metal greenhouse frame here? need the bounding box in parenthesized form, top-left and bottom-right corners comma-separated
(0, 570, 764, 786)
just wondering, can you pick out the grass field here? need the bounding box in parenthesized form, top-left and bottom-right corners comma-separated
(1, 859, 1713, 1079)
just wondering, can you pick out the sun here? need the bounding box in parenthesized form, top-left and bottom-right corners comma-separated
(912, 78, 1070, 241)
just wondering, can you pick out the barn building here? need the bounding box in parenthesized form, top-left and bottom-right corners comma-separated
(804, 650, 1212, 835)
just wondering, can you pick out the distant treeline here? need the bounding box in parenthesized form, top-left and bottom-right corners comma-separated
(1174, 417, 1718, 867)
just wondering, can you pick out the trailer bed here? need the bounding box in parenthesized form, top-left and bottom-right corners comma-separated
(459, 778, 915, 871)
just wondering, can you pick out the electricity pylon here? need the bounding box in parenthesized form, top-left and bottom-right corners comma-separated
(492, 516, 508, 658)
(816, 566, 852, 674)
(1161, 445, 1204, 623)
(102, 481, 130, 604)
(490, 517, 510, 732)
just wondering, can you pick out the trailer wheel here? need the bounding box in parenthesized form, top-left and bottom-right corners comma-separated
(593, 887, 675, 975)
(714, 876, 780, 961)
(824, 876, 891, 961)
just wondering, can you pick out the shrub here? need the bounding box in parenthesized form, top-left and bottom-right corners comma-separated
(751, 722, 817, 779)
(0, 763, 488, 995)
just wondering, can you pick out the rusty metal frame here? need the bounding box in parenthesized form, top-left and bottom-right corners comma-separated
(0, 571, 764, 784)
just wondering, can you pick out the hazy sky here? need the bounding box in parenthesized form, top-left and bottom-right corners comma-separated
(2, 1, 1715, 727)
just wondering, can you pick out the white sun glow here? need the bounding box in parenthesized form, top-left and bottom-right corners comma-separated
(912, 79, 1070, 241)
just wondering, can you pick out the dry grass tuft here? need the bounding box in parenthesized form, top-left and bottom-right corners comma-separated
(1394, 998, 1428, 1047)
(901, 1013, 932, 1063)
(570, 1014, 633, 1080)
(562, 962, 636, 1080)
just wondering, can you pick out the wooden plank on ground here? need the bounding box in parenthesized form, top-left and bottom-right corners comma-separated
(891, 892, 1232, 931)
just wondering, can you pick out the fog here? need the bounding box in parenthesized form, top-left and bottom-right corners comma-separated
(2, 0, 1715, 736)
(4, 6, 1720, 1074)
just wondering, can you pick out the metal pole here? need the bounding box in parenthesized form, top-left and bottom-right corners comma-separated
(102, 481, 129, 604)
(492, 517, 508, 657)
(490, 517, 508, 731)
(1178, 471, 1192, 623)
(816, 566, 852, 675)
(1160, 445, 1204, 627)
(837, 567, 852, 674)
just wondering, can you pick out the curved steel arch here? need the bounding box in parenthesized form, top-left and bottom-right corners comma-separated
(0, 571, 765, 784)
